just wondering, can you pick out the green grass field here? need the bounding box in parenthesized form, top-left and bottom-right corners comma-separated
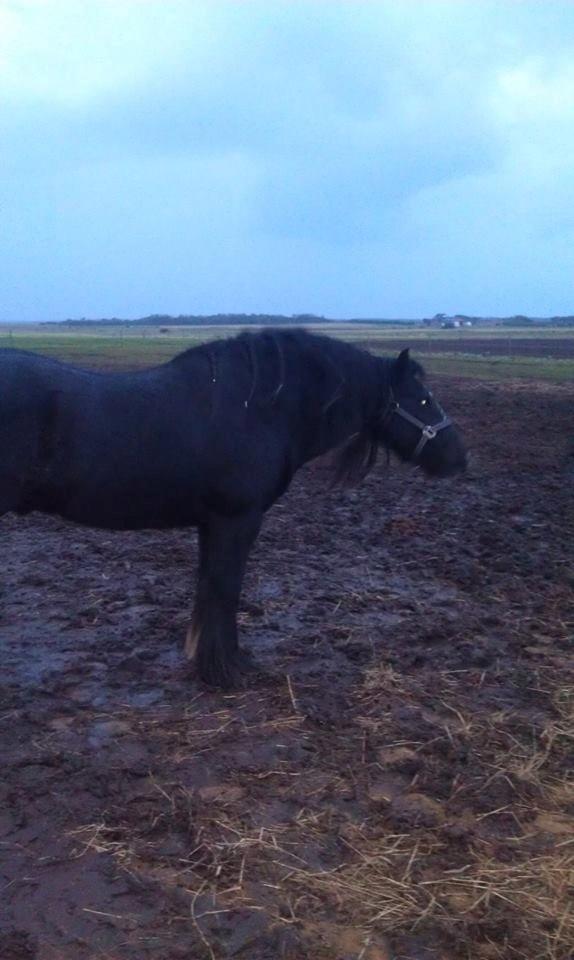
(0, 323, 573, 381)
(401, 352, 574, 382)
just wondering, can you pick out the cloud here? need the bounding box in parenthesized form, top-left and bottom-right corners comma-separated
(2, 0, 574, 318)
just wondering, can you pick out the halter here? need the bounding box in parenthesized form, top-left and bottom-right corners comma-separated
(380, 388, 452, 461)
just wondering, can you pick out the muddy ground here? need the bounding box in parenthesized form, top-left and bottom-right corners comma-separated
(1, 376, 573, 960)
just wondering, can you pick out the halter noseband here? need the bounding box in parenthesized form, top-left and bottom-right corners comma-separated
(381, 389, 452, 461)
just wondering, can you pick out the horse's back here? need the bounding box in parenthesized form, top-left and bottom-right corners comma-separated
(0, 338, 313, 528)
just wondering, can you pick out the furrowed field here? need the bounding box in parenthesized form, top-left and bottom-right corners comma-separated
(2, 325, 573, 960)
(1, 322, 574, 379)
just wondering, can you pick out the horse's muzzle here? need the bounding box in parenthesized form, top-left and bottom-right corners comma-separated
(418, 422, 467, 478)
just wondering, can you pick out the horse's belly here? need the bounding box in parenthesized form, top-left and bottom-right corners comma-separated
(50, 474, 205, 531)
(60, 499, 202, 531)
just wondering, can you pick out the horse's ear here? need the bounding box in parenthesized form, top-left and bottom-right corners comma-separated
(394, 348, 410, 381)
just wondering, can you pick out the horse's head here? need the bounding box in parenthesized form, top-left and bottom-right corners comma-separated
(379, 349, 467, 477)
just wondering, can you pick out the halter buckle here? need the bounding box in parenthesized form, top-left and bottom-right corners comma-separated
(422, 425, 437, 440)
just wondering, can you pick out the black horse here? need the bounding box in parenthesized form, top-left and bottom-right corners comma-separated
(0, 329, 466, 687)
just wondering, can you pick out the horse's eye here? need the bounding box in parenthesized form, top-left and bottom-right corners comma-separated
(420, 398, 429, 406)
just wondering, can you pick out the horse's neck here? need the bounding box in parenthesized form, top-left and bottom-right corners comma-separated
(298, 343, 382, 464)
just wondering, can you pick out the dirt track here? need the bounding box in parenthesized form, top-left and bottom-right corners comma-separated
(2, 376, 573, 960)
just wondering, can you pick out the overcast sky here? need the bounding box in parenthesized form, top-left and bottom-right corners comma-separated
(2, 0, 573, 320)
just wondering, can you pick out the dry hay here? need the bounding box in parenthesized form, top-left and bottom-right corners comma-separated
(63, 669, 573, 960)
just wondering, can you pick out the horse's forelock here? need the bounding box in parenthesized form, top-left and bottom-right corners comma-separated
(390, 354, 426, 385)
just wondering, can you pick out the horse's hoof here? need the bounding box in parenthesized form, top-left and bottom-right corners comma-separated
(196, 650, 263, 690)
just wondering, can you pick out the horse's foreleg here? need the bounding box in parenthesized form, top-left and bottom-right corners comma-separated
(192, 511, 262, 688)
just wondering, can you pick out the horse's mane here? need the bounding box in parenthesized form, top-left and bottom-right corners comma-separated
(174, 326, 374, 403)
(332, 351, 425, 486)
(173, 328, 398, 485)
(265, 330, 394, 486)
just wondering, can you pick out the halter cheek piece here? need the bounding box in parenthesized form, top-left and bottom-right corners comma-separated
(380, 389, 452, 461)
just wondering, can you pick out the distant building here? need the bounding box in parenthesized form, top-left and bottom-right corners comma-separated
(423, 314, 474, 328)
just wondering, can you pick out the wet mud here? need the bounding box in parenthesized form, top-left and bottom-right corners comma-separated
(1, 377, 573, 959)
